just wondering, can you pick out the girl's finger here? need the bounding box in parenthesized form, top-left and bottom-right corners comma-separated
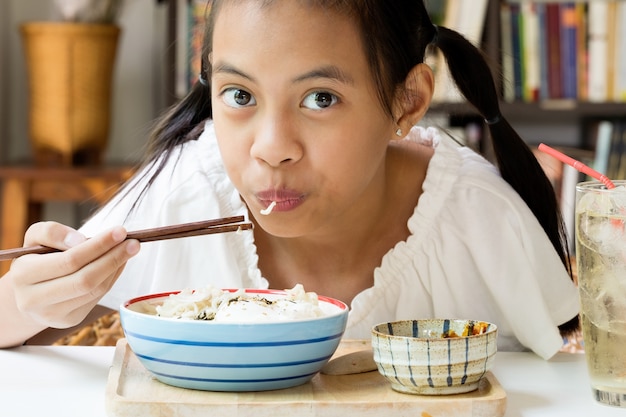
(23, 221, 87, 250)
(25, 265, 126, 329)
(16, 226, 130, 284)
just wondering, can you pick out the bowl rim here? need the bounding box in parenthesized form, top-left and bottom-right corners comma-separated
(121, 288, 349, 324)
(371, 318, 498, 340)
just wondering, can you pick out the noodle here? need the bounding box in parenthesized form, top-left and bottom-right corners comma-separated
(260, 200, 277, 215)
(155, 284, 335, 322)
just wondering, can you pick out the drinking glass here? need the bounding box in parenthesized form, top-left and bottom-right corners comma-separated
(575, 180, 626, 407)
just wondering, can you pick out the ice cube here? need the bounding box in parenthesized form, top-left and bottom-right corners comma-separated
(576, 185, 626, 216)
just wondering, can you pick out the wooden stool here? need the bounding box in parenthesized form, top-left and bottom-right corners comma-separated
(0, 165, 133, 275)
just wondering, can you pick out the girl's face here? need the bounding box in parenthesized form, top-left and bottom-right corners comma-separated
(211, 1, 398, 238)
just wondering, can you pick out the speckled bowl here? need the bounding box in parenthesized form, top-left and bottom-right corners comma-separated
(371, 319, 498, 395)
(120, 289, 349, 392)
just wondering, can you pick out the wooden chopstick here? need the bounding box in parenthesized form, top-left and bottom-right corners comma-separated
(0, 216, 253, 262)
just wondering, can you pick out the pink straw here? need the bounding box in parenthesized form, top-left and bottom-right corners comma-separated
(538, 143, 615, 189)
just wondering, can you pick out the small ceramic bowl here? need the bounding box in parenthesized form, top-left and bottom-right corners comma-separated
(120, 289, 349, 392)
(371, 319, 497, 395)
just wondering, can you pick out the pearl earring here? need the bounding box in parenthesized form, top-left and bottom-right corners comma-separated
(395, 128, 403, 137)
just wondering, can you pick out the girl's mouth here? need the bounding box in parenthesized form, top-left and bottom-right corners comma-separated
(256, 189, 306, 213)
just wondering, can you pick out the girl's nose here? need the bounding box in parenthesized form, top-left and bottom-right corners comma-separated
(250, 116, 303, 168)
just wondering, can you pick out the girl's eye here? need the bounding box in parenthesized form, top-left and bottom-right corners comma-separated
(302, 91, 338, 110)
(222, 88, 256, 107)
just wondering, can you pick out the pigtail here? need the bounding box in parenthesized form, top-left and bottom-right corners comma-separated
(433, 27, 568, 262)
(432, 26, 578, 333)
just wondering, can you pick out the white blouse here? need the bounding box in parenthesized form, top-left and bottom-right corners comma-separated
(80, 121, 579, 360)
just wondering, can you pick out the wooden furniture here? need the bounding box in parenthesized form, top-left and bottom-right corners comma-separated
(0, 165, 133, 275)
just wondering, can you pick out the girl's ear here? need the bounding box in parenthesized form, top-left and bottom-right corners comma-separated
(393, 63, 434, 137)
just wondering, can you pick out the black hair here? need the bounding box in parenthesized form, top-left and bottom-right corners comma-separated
(129, 0, 578, 334)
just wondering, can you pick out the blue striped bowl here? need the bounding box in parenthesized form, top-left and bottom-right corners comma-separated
(371, 319, 497, 395)
(120, 289, 349, 391)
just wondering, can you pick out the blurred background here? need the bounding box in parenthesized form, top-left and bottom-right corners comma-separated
(1, 0, 172, 226)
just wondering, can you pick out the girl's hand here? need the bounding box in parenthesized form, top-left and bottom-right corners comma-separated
(8, 221, 140, 329)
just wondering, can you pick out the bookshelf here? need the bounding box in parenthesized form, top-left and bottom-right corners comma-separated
(500, 0, 626, 103)
(432, 101, 626, 124)
(431, 0, 626, 142)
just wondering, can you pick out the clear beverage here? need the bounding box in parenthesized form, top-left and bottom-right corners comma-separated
(575, 181, 626, 407)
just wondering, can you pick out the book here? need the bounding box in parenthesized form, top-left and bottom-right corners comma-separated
(509, 3, 524, 101)
(521, 2, 540, 102)
(606, 1, 618, 102)
(545, 3, 562, 99)
(559, 3, 578, 100)
(501, 1, 626, 103)
(500, 3, 515, 102)
(537, 3, 550, 101)
(575, 3, 588, 101)
(587, 1, 609, 102)
(615, 2, 626, 101)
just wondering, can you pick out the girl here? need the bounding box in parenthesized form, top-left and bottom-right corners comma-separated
(0, 0, 579, 358)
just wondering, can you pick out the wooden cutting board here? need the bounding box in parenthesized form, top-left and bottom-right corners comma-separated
(105, 339, 506, 417)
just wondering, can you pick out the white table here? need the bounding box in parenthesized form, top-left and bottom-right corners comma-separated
(0, 346, 623, 416)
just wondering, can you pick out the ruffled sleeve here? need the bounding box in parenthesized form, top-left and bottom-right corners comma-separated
(347, 127, 579, 359)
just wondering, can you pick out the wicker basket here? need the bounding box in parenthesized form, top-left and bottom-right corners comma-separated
(20, 23, 121, 166)
(53, 311, 124, 346)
